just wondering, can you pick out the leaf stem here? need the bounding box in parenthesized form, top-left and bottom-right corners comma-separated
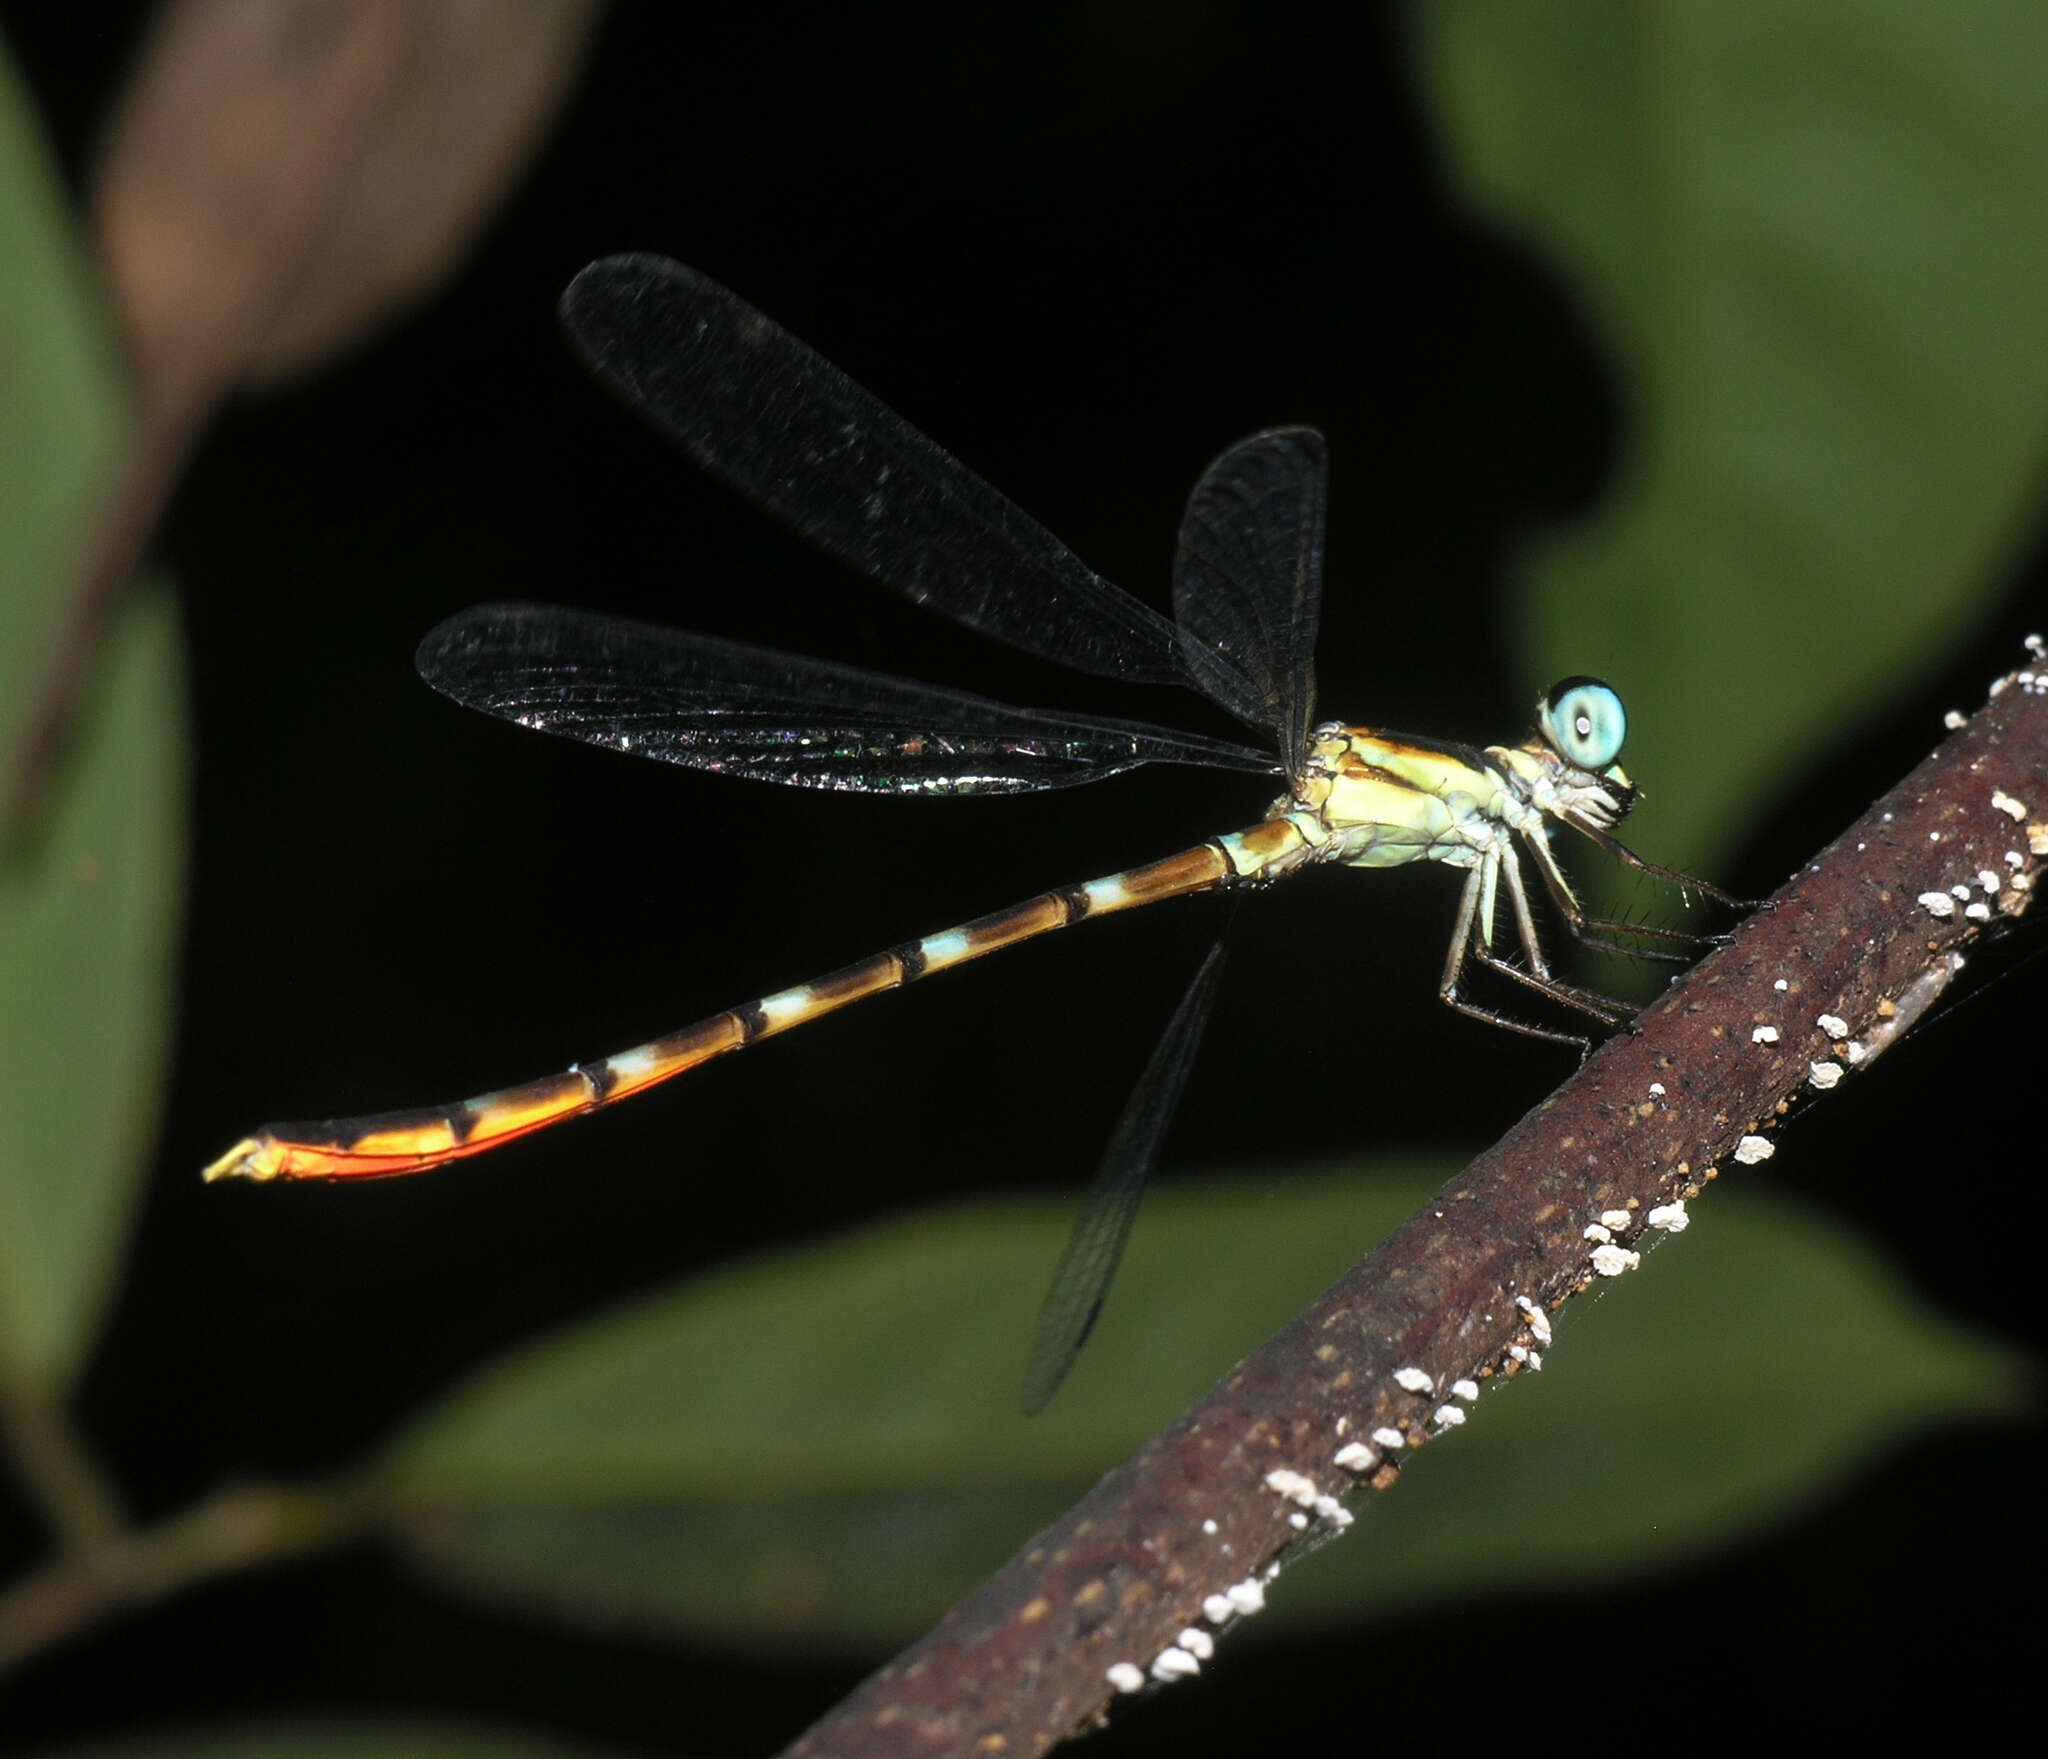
(0, 1475, 375, 1673)
(0, 1370, 124, 1552)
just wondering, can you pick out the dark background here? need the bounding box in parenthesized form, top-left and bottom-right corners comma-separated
(4, 4, 2043, 1752)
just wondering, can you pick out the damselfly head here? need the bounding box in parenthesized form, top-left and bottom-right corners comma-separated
(1538, 677, 1628, 776)
(1507, 680, 1637, 831)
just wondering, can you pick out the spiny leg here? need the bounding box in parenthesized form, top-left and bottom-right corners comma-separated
(1482, 840, 1636, 1026)
(1520, 824, 1727, 962)
(1438, 852, 1625, 1050)
(1569, 820, 1762, 912)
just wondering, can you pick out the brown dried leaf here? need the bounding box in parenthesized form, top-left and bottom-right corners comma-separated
(91, 0, 603, 418)
(244, 0, 605, 383)
(9, 0, 603, 828)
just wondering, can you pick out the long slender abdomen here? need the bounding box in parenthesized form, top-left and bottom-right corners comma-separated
(203, 827, 1302, 1184)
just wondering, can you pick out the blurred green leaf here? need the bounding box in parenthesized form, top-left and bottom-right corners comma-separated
(381, 1165, 2025, 1649)
(0, 38, 181, 1391)
(383, 1164, 1433, 1644)
(387, 1162, 1422, 1503)
(1417, 1, 2048, 865)
(0, 586, 185, 1389)
(1273, 1181, 2028, 1623)
(0, 29, 128, 772)
(37, 1719, 642, 1759)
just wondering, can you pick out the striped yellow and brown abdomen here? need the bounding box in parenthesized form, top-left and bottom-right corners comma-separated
(203, 825, 1315, 1184)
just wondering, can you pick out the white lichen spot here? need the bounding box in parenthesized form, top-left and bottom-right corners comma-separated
(2006, 850, 2025, 868)
(1332, 1441, 1378, 1473)
(2031, 823, 2048, 856)
(1226, 1578, 1267, 1616)
(1646, 1201, 1689, 1233)
(1950, 883, 1973, 900)
(1151, 1646, 1200, 1682)
(1452, 1378, 1480, 1402)
(1202, 1592, 1233, 1624)
(1201, 1518, 1218, 1535)
(1752, 1025, 1780, 1044)
(1315, 1496, 1353, 1529)
(1965, 901, 1992, 922)
(1991, 789, 2027, 821)
(1590, 1243, 1641, 1277)
(1817, 1013, 1849, 1039)
(1371, 1427, 1406, 1451)
(1178, 1627, 1215, 1661)
(1526, 1350, 1543, 1371)
(1844, 1040, 1869, 1065)
(1648, 1081, 1666, 1097)
(1506, 1344, 1528, 1365)
(1734, 1135, 1775, 1164)
(1434, 1404, 1466, 1428)
(1394, 1366, 1434, 1394)
(1600, 1208, 1634, 1230)
(1978, 868, 2002, 893)
(1583, 1222, 1614, 1244)
(1264, 1469, 1319, 1508)
(1287, 1511, 1308, 1530)
(1107, 1661, 1146, 1695)
(1773, 978, 1789, 992)
(1516, 1296, 1553, 1345)
(1943, 709, 1966, 730)
(1808, 1060, 1844, 1090)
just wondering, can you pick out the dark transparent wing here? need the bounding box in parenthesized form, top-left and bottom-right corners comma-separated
(562, 255, 1267, 725)
(1021, 938, 1229, 1414)
(1172, 427, 1326, 780)
(418, 603, 1278, 797)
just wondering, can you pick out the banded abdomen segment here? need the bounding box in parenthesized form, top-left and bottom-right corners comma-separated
(203, 818, 1315, 1184)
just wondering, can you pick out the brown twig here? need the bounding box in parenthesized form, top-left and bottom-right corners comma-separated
(0, 1370, 125, 1556)
(2, 411, 200, 834)
(0, 1478, 374, 1671)
(782, 645, 2048, 1758)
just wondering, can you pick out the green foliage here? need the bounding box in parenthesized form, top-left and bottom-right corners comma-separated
(382, 1169, 2025, 1646)
(1418, 0, 2048, 865)
(1277, 1177, 2028, 1619)
(0, 36, 127, 764)
(0, 39, 182, 1392)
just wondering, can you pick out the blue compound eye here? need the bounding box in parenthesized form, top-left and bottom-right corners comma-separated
(1541, 677, 1626, 769)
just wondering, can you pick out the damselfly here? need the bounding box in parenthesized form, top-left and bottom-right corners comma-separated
(206, 256, 1742, 1409)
